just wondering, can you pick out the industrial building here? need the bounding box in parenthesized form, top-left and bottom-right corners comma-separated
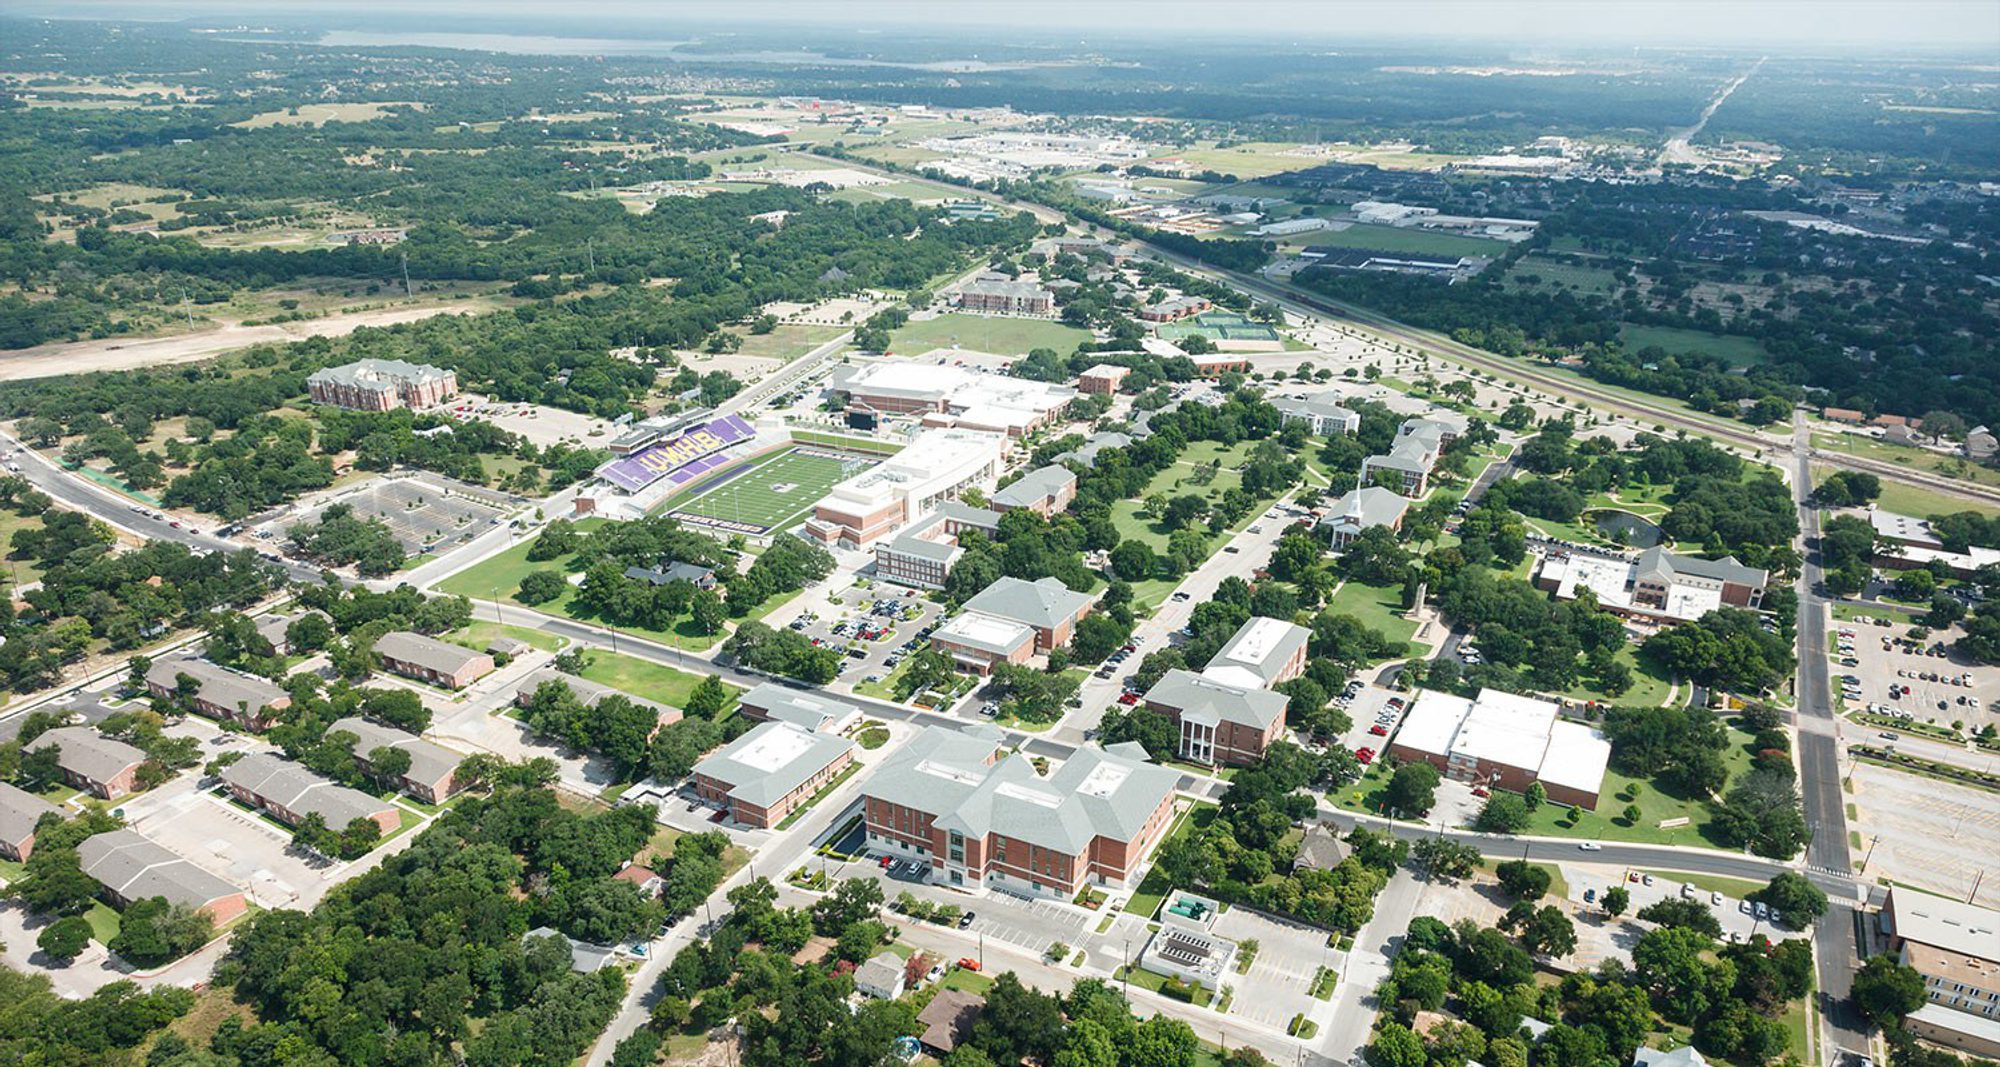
(862, 727, 1178, 898)
(1387, 689, 1611, 808)
(306, 358, 458, 412)
(691, 720, 857, 828)
(806, 428, 1005, 550)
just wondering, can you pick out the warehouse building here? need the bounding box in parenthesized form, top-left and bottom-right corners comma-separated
(1388, 688, 1610, 808)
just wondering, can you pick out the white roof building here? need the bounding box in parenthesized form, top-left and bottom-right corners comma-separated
(833, 362, 1076, 438)
(806, 428, 1005, 549)
(1390, 688, 1611, 807)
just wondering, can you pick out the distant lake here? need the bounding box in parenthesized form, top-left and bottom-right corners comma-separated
(312, 31, 1051, 71)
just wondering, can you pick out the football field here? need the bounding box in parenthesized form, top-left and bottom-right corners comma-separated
(666, 447, 877, 535)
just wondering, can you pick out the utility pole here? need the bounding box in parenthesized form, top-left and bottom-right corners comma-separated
(401, 251, 412, 298)
(587, 238, 595, 275)
(1858, 834, 1881, 875)
(1971, 869, 1986, 905)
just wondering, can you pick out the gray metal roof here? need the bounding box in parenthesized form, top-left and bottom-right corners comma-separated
(78, 828, 239, 910)
(624, 562, 714, 586)
(1144, 669, 1288, 731)
(0, 781, 61, 846)
(146, 658, 288, 717)
(691, 721, 855, 808)
(991, 465, 1075, 510)
(739, 683, 857, 733)
(374, 631, 488, 676)
(27, 726, 144, 785)
(1634, 547, 1768, 588)
(936, 501, 1002, 531)
(865, 726, 1176, 856)
(960, 576, 1092, 631)
(221, 752, 395, 829)
(327, 717, 462, 789)
(1323, 486, 1410, 531)
(854, 952, 906, 994)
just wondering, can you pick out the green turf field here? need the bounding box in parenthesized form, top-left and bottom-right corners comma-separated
(1157, 312, 1281, 342)
(888, 312, 1092, 357)
(668, 447, 875, 534)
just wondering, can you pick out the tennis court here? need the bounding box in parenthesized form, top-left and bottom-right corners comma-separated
(667, 447, 877, 535)
(1156, 312, 1281, 342)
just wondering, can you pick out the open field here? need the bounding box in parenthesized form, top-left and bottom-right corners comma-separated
(1506, 255, 1621, 296)
(668, 446, 874, 535)
(1146, 142, 1325, 178)
(1321, 579, 1419, 655)
(1108, 440, 1252, 551)
(1549, 644, 1677, 708)
(721, 323, 845, 362)
(577, 651, 742, 713)
(889, 313, 1091, 358)
(1297, 223, 1510, 259)
(232, 102, 420, 128)
(1813, 463, 2000, 520)
(1810, 431, 2000, 495)
(1617, 324, 1770, 367)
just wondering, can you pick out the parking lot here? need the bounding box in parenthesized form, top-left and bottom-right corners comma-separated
(828, 853, 1097, 960)
(455, 395, 616, 449)
(1211, 907, 1336, 1030)
(1830, 613, 2000, 733)
(1563, 865, 1807, 942)
(1847, 760, 2000, 908)
(122, 769, 336, 910)
(266, 471, 524, 558)
(788, 589, 944, 687)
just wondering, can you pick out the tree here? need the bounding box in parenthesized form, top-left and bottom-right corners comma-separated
(1509, 904, 1576, 958)
(36, 914, 93, 961)
(689, 589, 727, 635)
(1602, 885, 1630, 916)
(1382, 762, 1440, 815)
(518, 570, 568, 605)
(1753, 872, 1828, 924)
(1365, 1022, 1426, 1067)
(1852, 954, 1927, 1029)
(1494, 860, 1551, 901)
(685, 675, 730, 719)
(1474, 793, 1532, 833)
(110, 896, 214, 966)
(1636, 898, 1723, 939)
(1411, 838, 1481, 881)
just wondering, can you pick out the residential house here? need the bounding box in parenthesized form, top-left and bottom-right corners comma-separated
(854, 952, 907, 999)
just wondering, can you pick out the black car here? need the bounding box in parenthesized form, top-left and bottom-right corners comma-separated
(957, 912, 976, 929)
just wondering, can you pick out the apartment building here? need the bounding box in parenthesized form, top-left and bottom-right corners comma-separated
(306, 358, 458, 412)
(956, 279, 1054, 315)
(78, 829, 247, 924)
(374, 631, 496, 689)
(0, 782, 62, 861)
(26, 726, 146, 800)
(328, 717, 466, 804)
(145, 657, 292, 731)
(220, 752, 402, 836)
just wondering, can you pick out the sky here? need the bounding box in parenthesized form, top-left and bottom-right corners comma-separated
(24, 0, 2000, 49)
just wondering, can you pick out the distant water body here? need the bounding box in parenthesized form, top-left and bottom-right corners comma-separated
(313, 31, 1047, 71)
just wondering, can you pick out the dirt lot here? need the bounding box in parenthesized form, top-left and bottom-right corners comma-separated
(1848, 760, 2000, 908)
(0, 304, 485, 382)
(462, 396, 617, 449)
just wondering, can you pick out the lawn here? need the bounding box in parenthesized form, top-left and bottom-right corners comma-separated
(1108, 440, 1255, 552)
(1124, 802, 1216, 917)
(436, 521, 725, 651)
(1321, 579, 1419, 655)
(1113, 964, 1215, 1007)
(448, 621, 566, 655)
(1813, 463, 2000, 520)
(85, 900, 121, 944)
(1638, 869, 1766, 900)
(578, 651, 742, 713)
(1550, 645, 1676, 708)
(940, 967, 997, 995)
(1617, 324, 1770, 368)
(1505, 256, 1621, 296)
(1510, 721, 1762, 847)
(1809, 432, 2000, 498)
(888, 313, 1092, 358)
(1303, 223, 1510, 260)
(719, 323, 846, 362)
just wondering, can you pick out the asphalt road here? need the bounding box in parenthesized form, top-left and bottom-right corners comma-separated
(1790, 417, 1872, 1059)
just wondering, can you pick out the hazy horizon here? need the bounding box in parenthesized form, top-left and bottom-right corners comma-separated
(12, 0, 2000, 52)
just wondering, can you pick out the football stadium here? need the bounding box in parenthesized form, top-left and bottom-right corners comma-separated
(665, 446, 880, 536)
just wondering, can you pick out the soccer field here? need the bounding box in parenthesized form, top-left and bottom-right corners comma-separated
(667, 447, 876, 535)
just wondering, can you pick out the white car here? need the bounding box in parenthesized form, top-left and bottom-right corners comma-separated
(1578, 842, 1602, 851)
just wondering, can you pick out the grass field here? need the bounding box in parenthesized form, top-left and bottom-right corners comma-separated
(232, 102, 417, 128)
(1550, 645, 1676, 708)
(577, 650, 742, 712)
(718, 323, 846, 362)
(1505, 255, 1622, 296)
(669, 447, 873, 534)
(1109, 440, 1254, 552)
(889, 312, 1092, 357)
(1617, 324, 1770, 367)
(447, 621, 565, 654)
(1321, 579, 1419, 656)
(1813, 463, 2000, 520)
(1810, 431, 2000, 496)
(1296, 222, 1509, 259)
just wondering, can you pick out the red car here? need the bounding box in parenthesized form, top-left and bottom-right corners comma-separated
(878, 856, 894, 869)
(1368, 725, 1388, 736)
(1117, 692, 1141, 705)
(1471, 787, 1489, 798)
(1355, 748, 1375, 764)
